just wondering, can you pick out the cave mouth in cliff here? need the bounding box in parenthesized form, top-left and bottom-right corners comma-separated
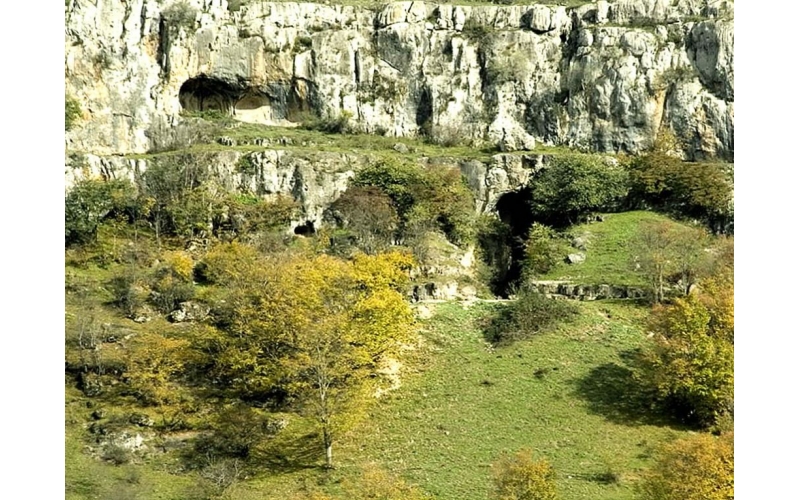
(179, 76, 241, 115)
(294, 221, 316, 236)
(494, 188, 535, 296)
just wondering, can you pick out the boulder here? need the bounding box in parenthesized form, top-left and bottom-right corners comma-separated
(571, 236, 588, 250)
(566, 253, 586, 264)
(168, 301, 211, 323)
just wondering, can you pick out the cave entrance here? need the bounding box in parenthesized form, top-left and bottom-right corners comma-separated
(179, 76, 239, 115)
(294, 221, 315, 236)
(493, 188, 535, 296)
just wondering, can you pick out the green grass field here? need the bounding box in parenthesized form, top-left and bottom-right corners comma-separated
(338, 301, 690, 500)
(539, 211, 696, 287)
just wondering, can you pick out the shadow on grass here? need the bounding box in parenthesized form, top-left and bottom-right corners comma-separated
(257, 431, 326, 473)
(573, 350, 689, 429)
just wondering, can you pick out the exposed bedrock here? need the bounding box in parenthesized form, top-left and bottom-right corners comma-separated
(65, 0, 733, 160)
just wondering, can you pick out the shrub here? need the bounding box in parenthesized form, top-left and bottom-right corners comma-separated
(530, 154, 629, 227)
(485, 291, 578, 345)
(637, 432, 733, 500)
(150, 252, 195, 313)
(65, 95, 81, 131)
(194, 404, 280, 459)
(462, 19, 492, 42)
(227, 0, 248, 12)
(325, 186, 399, 254)
(213, 193, 298, 238)
(294, 35, 313, 53)
(65, 179, 139, 246)
(523, 223, 565, 278)
(108, 270, 149, 318)
(491, 449, 557, 500)
(146, 116, 219, 153)
(344, 463, 432, 500)
(301, 111, 354, 134)
(162, 1, 198, 32)
(102, 443, 132, 465)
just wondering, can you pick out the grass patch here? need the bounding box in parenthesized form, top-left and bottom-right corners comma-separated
(332, 301, 691, 500)
(538, 211, 692, 287)
(125, 122, 581, 164)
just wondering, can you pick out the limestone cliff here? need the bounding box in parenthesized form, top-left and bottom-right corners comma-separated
(66, 148, 552, 229)
(65, 0, 733, 160)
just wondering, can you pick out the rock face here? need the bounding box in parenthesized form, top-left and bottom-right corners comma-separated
(65, 0, 733, 160)
(66, 147, 568, 229)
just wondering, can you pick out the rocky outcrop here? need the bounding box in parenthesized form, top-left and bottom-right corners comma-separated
(66, 148, 367, 231)
(529, 280, 647, 300)
(66, 147, 571, 228)
(65, 0, 733, 160)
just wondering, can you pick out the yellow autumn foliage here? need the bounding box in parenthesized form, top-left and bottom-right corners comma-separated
(637, 432, 733, 500)
(491, 449, 557, 500)
(125, 331, 191, 405)
(162, 250, 194, 282)
(195, 248, 416, 467)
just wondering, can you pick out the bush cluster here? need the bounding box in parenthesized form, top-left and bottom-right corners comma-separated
(529, 153, 629, 227)
(348, 158, 476, 247)
(627, 152, 733, 232)
(485, 291, 578, 345)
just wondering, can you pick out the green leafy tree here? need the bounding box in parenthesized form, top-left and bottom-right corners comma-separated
(635, 278, 734, 427)
(491, 449, 558, 500)
(523, 223, 564, 278)
(529, 154, 628, 227)
(65, 178, 138, 246)
(352, 159, 475, 245)
(628, 133, 733, 232)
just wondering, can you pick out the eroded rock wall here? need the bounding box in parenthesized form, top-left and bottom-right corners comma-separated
(65, 148, 562, 230)
(65, 0, 733, 159)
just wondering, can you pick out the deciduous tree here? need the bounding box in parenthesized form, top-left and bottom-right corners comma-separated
(635, 279, 734, 426)
(637, 432, 733, 500)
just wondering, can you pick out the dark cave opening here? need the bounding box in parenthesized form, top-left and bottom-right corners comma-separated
(493, 188, 535, 296)
(294, 221, 316, 236)
(179, 76, 241, 114)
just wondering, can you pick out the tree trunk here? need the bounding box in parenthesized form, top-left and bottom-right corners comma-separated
(323, 427, 333, 469)
(657, 268, 664, 303)
(325, 442, 333, 469)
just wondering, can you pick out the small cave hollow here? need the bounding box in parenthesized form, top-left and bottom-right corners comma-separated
(494, 188, 535, 295)
(234, 92, 276, 124)
(179, 76, 239, 115)
(294, 221, 316, 236)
